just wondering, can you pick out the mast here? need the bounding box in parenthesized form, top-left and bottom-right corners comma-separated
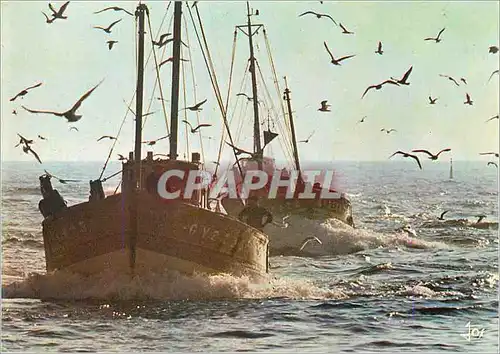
(246, 2, 262, 163)
(130, 3, 148, 275)
(168, 1, 183, 160)
(283, 77, 301, 173)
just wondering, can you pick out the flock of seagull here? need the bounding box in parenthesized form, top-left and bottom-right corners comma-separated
(302, 7, 499, 170)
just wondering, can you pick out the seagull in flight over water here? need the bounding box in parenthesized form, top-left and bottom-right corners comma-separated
(411, 148, 451, 160)
(390, 66, 413, 85)
(10, 82, 42, 101)
(22, 80, 103, 122)
(94, 19, 122, 34)
(323, 41, 355, 65)
(298, 11, 337, 25)
(424, 27, 445, 43)
(362, 80, 399, 99)
(182, 120, 212, 133)
(389, 151, 422, 169)
(299, 236, 323, 251)
(318, 100, 331, 112)
(94, 6, 134, 16)
(438, 210, 450, 220)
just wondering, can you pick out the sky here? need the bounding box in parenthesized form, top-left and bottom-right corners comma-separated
(1, 1, 499, 167)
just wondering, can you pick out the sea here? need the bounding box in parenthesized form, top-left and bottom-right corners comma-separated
(1, 160, 498, 353)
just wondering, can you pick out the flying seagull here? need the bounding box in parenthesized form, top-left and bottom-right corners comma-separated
(22, 145, 42, 164)
(357, 116, 367, 124)
(48, 1, 70, 20)
(464, 93, 473, 105)
(10, 82, 42, 101)
(142, 135, 170, 146)
(361, 80, 399, 99)
(94, 19, 122, 34)
(94, 6, 134, 16)
(339, 23, 354, 34)
(152, 33, 172, 47)
(389, 151, 422, 169)
(182, 99, 207, 111)
(22, 80, 103, 122)
(375, 41, 383, 55)
(438, 210, 450, 220)
(97, 135, 116, 142)
(69, 126, 79, 132)
(488, 161, 498, 168)
(38, 135, 47, 140)
(236, 93, 253, 101)
(489, 46, 499, 54)
(479, 152, 499, 158)
(487, 69, 499, 83)
(429, 96, 438, 104)
(381, 128, 397, 134)
(299, 236, 323, 251)
(298, 11, 337, 25)
(107, 40, 118, 50)
(390, 66, 413, 85)
(460, 77, 467, 85)
(44, 170, 80, 184)
(118, 154, 128, 161)
(12, 110, 17, 115)
(15, 133, 34, 148)
(439, 74, 460, 86)
(475, 214, 487, 224)
(318, 100, 331, 112)
(486, 114, 499, 122)
(182, 120, 212, 133)
(424, 27, 445, 43)
(323, 41, 355, 65)
(411, 148, 451, 160)
(299, 131, 315, 143)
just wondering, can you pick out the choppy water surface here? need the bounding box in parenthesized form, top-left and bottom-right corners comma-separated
(1, 161, 498, 352)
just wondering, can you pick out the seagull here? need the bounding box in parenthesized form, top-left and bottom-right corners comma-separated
(412, 148, 451, 160)
(318, 100, 331, 112)
(182, 99, 207, 111)
(182, 120, 212, 133)
(44, 170, 80, 184)
(438, 210, 450, 220)
(361, 80, 399, 99)
(48, 1, 70, 20)
(424, 27, 445, 43)
(106, 40, 118, 50)
(460, 77, 467, 85)
(489, 46, 499, 54)
(94, 6, 134, 16)
(14, 133, 34, 148)
(42, 11, 56, 23)
(94, 19, 122, 34)
(339, 23, 354, 34)
(464, 93, 473, 105)
(38, 135, 47, 140)
(479, 152, 499, 158)
(389, 151, 422, 169)
(10, 82, 42, 101)
(298, 11, 337, 25)
(439, 74, 460, 86)
(142, 135, 170, 146)
(357, 116, 367, 124)
(97, 135, 116, 142)
(390, 66, 413, 85)
(299, 131, 315, 143)
(486, 115, 499, 122)
(375, 41, 383, 55)
(159, 57, 189, 67)
(12, 110, 17, 115)
(69, 126, 79, 132)
(22, 145, 42, 164)
(487, 69, 499, 83)
(299, 236, 322, 251)
(118, 154, 128, 161)
(428, 96, 438, 104)
(475, 214, 487, 223)
(323, 42, 355, 65)
(236, 93, 253, 101)
(152, 33, 172, 47)
(488, 161, 498, 168)
(381, 128, 397, 134)
(21, 80, 103, 122)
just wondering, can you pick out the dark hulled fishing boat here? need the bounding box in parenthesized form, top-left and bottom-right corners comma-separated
(37, 3, 269, 280)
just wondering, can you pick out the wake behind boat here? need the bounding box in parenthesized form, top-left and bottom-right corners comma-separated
(36, 3, 269, 281)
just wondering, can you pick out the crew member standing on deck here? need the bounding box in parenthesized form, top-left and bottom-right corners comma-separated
(238, 195, 273, 232)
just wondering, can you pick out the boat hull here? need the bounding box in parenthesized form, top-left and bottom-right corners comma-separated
(42, 192, 269, 281)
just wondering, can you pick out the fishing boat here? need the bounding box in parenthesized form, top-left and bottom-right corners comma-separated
(37, 2, 269, 280)
(210, 4, 355, 254)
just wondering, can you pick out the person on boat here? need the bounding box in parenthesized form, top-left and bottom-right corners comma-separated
(89, 179, 105, 201)
(238, 195, 273, 232)
(38, 174, 67, 218)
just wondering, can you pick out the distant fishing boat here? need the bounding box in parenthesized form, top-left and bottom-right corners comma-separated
(37, 2, 268, 280)
(214, 4, 355, 254)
